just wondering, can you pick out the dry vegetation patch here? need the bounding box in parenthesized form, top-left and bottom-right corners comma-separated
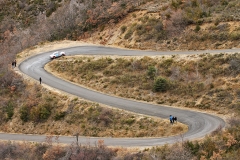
(85, 0, 240, 51)
(6, 40, 186, 138)
(0, 118, 239, 159)
(46, 53, 240, 117)
(1, 0, 240, 157)
(0, 76, 187, 138)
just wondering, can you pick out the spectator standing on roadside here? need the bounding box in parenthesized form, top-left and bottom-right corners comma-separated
(173, 116, 177, 123)
(169, 115, 173, 124)
(39, 77, 42, 84)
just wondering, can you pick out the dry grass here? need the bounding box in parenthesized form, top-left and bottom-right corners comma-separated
(0, 74, 187, 138)
(84, 3, 240, 51)
(46, 53, 240, 117)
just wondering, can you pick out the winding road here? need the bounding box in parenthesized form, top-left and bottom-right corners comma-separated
(2, 45, 236, 147)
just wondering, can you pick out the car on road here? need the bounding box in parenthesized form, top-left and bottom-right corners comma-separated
(50, 51, 65, 59)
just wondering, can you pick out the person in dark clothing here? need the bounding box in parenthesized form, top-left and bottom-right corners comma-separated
(172, 116, 177, 123)
(14, 60, 16, 67)
(12, 61, 14, 68)
(173, 116, 177, 123)
(39, 77, 42, 84)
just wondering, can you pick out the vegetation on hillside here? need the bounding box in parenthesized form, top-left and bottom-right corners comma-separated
(0, 0, 240, 158)
(0, 80, 186, 137)
(93, 0, 240, 50)
(1, 0, 239, 101)
(0, 0, 146, 95)
(0, 118, 239, 159)
(0, 0, 155, 136)
(48, 53, 240, 115)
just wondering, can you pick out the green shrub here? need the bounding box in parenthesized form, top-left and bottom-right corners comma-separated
(144, 34, 154, 41)
(153, 77, 169, 92)
(196, 82, 205, 91)
(230, 32, 240, 40)
(214, 19, 220, 26)
(195, 24, 201, 32)
(34, 0, 44, 5)
(191, 0, 198, 7)
(6, 102, 14, 120)
(136, 24, 146, 36)
(54, 111, 66, 121)
(221, 0, 228, 5)
(159, 58, 174, 69)
(39, 105, 51, 120)
(184, 141, 200, 156)
(46, 3, 58, 17)
(210, 83, 214, 89)
(20, 106, 29, 122)
(0, 13, 4, 22)
(124, 30, 134, 39)
(201, 137, 218, 158)
(140, 16, 149, 23)
(147, 66, 156, 79)
(100, 25, 105, 31)
(45, 95, 54, 102)
(29, 104, 52, 122)
(171, 0, 183, 9)
(156, 32, 166, 41)
(121, 3, 126, 8)
(115, 58, 131, 68)
(196, 104, 210, 109)
(123, 118, 135, 125)
(121, 25, 127, 34)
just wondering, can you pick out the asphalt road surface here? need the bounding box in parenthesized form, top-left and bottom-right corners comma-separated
(2, 45, 236, 147)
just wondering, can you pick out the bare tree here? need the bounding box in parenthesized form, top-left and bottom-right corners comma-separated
(165, 9, 187, 38)
(166, 143, 193, 160)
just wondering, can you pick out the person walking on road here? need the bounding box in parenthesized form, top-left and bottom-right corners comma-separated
(39, 77, 42, 84)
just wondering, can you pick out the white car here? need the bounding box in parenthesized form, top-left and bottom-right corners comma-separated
(50, 51, 65, 59)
